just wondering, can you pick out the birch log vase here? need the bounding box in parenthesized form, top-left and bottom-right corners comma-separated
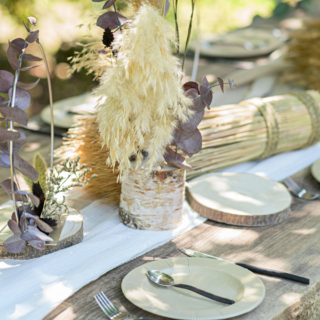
(119, 162, 186, 231)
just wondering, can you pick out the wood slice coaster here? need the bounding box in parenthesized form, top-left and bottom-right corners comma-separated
(0, 206, 83, 259)
(311, 159, 320, 183)
(186, 172, 292, 226)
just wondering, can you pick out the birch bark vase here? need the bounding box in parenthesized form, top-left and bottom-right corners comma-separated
(119, 163, 186, 231)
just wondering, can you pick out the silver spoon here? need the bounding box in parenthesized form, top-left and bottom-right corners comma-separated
(146, 270, 235, 305)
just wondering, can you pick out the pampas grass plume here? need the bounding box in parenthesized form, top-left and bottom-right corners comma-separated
(96, 5, 193, 179)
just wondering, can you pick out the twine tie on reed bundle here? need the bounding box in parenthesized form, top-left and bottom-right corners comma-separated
(244, 98, 279, 159)
(289, 91, 320, 147)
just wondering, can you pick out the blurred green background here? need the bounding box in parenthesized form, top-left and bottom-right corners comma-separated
(0, 0, 306, 115)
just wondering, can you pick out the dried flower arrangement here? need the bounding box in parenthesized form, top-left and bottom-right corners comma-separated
(61, 0, 235, 196)
(0, 18, 94, 255)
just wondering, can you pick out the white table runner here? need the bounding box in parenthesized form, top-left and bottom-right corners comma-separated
(1, 142, 320, 320)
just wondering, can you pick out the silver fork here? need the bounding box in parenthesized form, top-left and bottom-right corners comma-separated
(94, 291, 148, 320)
(283, 177, 319, 200)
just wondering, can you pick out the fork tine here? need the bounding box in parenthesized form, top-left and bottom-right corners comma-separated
(94, 295, 109, 317)
(97, 293, 116, 317)
(101, 292, 120, 313)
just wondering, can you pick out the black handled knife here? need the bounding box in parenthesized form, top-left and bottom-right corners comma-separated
(179, 248, 309, 285)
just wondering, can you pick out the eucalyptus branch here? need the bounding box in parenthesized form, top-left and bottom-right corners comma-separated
(9, 24, 35, 222)
(182, 0, 196, 72)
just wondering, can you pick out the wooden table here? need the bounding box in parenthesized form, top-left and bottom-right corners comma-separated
(1, 131, 320, 320)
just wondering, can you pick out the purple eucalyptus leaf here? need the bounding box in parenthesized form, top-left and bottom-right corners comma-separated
(9, 41, 23, 55)
(164, 146, 185, 163)
(20, 64, 42, 72)
(167, 160, 193, 170)
(173, 126, 198, 143)
(0, 106, 28, 126)
(8, 87, 31, 110)
(180, 109, 205, 132)
(26, 30, 39, 43)
(203, 76, 210, 88)
(0, 153, 10, 168)
(6, 45, 20, 70)
(24, 213, 53, 233)
(204, 90, 212, 110)
(28, 17, 37, 25)
(183, 81, 200, 93)
(22, 54, 42, 62)
(0, 131, 27, 154)
(0, 96, 8, 105)
(97, 12, 128, 30)
(18, 204, 36, 216)
(11, 38, 28, 50)
(17, 78, 40, 90)
(176, 128, 202, 155)
(217, 77, 224, 93)
(0, 179, 28, 201)
(199, 85, 208, 99)
(11, 191, 40, 207)
(28, 239, 45, 250)
(184, 88, 199, 100)
(3, 234, 26, 253)
(184, 89, 205, 113)
(0, 70, 14, 93)
(103, 0, 117, 9)
(13, 154, 39, 181)
(0, 128, 20, 143)
(21, 226, 53, 242)
(8, 219, 22, 235)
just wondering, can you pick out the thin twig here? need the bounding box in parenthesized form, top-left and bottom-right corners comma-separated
(182, 0, 196, 72)
(173, 0, 179, 56)
(37, 42, 54, 169)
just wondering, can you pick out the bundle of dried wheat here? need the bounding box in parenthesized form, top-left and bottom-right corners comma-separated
(187, 90, 320, 179)
(284, 20, 320, 91)
(56, 115, 120, 204)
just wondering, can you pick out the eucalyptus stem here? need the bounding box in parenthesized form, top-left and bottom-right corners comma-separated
(9, 25, 34, 222)
(37, 42, 54, 169)
(182, 0, 196, 72)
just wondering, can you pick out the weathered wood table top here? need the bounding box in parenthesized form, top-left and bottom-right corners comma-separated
(1, 131, 320, 320)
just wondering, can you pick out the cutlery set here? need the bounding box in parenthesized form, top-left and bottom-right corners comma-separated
(95, 246, 310, 318)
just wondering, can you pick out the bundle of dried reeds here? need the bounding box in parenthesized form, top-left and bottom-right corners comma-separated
(56, 115, 121, 204)
(187, 90, 320, 179)
(284, 20, 320, 92)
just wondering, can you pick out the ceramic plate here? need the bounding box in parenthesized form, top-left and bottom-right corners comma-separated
(189, 27, 286, 58)
(122, 257, 265, 319)
(311, 159, 320, 182)
(40, 92, 99, 128)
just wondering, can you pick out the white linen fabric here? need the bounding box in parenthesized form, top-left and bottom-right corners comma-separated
(1, 141, 320, 320)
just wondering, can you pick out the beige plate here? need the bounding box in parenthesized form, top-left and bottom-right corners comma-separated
(187, 172, 292, 226)
(189, 28, 285, 58)
(311, 159, 320, 183)
(122, 257, 265, 319)
(40, 92, 99, 128)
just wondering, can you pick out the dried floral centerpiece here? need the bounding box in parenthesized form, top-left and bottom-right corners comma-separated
(62, 0, 234, 230)
(0, 18, 94, 258)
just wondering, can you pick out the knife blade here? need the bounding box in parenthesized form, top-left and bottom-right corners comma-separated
(179, 248, 309, 285)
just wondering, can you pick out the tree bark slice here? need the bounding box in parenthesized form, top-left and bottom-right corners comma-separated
(186, 172, 291, 226)
(0, 207, 83, 259)
(119, 163, 186, 231)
